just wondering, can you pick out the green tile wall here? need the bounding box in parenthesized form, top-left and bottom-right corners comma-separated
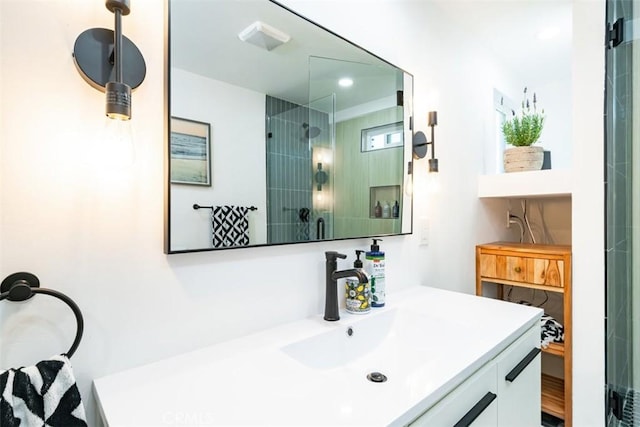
(334, 107, 403, 238)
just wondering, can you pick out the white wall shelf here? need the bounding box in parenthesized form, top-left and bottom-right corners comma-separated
(478, 169, 572, 199)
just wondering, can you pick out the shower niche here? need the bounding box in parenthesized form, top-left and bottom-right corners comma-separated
(369, 186, 401, 220)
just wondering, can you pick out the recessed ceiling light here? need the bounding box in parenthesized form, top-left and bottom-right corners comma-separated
(537, 27, 560, 40)
(338, 78, 353, 88)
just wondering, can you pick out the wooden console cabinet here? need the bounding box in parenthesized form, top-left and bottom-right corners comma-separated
(475, 242, 572, 426)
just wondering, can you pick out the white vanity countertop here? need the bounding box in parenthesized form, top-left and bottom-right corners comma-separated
(93, 286, 541, 426)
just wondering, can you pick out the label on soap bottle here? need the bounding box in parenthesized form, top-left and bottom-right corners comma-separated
(345, 278, 371, 314)
(366, 257, 385, 307)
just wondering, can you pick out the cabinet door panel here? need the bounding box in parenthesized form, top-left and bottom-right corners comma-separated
(496, 325, 541, 427)
(409, 363, 497, 427)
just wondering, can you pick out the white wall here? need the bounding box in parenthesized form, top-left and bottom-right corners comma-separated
(532, 76, 573, 170)
(335, 94, 397, 123)
(571, 0, 606, 424)
(170, 69, 267, 250)
(0, 3, 427, 425)
(0, 0, 605, 425)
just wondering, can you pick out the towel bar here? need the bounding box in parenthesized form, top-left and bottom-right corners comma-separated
(193, 204, 258, 211)
(0, 272, 84, 358)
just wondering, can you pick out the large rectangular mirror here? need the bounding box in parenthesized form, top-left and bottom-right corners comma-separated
(165, 0, 414, 253)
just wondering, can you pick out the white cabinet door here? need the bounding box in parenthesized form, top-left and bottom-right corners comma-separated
(409, 362, 498, 427)
(495, 325, 541, 427)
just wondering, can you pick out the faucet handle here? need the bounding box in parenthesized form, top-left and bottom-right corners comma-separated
(325, 251, 347, 262)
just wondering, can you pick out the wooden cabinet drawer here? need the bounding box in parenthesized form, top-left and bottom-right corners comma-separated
(528, 258, 564, 287)
(479, 254, 565, 288)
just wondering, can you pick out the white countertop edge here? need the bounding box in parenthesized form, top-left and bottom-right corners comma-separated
(93, 285, 543, 426)
(390, 312, 540, 426)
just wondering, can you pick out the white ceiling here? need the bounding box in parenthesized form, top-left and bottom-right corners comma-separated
(170, 0, 403, 111)
(170, 0, 572, 111)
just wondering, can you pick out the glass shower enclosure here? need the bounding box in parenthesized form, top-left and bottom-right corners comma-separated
(264, 94, 335, 244)
(606, 1, 640, 425)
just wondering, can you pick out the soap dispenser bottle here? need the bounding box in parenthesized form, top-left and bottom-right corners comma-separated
(392, 200, 400, 218)
(345, 250, 370, 314)
(374, 201, 382, 218)
(365, 239, 386, 307)
(382, 201, 391, 218)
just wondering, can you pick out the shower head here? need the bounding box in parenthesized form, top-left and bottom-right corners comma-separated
(302, 123, 321, 139)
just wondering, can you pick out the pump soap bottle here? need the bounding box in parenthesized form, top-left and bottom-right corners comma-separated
(374, 201, 382, 218)
(382, 201, 391, 218)
(365, 239, 386, 307)
(392, 201, 400, 218)
(345, 250, 370, 314)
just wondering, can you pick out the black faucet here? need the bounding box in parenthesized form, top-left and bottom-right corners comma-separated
(324, 251, 369, 321)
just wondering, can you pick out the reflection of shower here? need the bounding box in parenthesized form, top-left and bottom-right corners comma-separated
(266, 115, 273, 138)
(302, 122, 321, 139)
(316, 217, 325, 240)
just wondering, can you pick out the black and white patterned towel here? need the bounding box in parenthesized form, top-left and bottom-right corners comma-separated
(517, 301, 564, 348)
(0, 354, 87, 426)
(296, 208, 310, 242)
(541, 314, 564, 348)
(211, 205, 250, 248)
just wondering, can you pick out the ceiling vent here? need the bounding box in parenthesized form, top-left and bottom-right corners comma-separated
(238, 21, 290, 51)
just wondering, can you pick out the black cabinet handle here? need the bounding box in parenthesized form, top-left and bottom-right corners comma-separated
(453, 391, 497, 427)
(505, 348, 541, 383)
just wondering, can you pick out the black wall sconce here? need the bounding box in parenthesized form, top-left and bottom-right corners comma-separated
(412, 111, 439, 172)
(315, 163, 328, 191)
(72, 0, 146, 120)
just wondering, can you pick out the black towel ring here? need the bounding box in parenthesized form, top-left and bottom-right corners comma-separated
(0, 272, 84, 358)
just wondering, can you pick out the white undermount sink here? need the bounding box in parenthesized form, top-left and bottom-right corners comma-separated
(93, 286, 541, 426)
(281, 306, 484, 375)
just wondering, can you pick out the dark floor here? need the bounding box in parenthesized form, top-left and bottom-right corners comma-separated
(541, 412, 564, 427)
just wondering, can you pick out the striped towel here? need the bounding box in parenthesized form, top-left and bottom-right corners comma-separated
(0, 354, 87, 426)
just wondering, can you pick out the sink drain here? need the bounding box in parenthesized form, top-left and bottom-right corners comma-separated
(367, 372, 387, 383)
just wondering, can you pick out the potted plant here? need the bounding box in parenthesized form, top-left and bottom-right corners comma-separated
(501, 87, 545, 172)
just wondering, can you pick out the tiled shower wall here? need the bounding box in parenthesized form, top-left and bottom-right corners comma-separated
(334, 107, 404, 238)
(265, 95, 330, 244)
(605, 0, 635, 423)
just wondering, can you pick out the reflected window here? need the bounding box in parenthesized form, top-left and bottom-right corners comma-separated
(493, 89, 516, 173)
(361, 122, 404, 152)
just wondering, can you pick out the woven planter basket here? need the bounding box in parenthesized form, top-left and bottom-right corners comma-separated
(504, 146, 544, 173)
